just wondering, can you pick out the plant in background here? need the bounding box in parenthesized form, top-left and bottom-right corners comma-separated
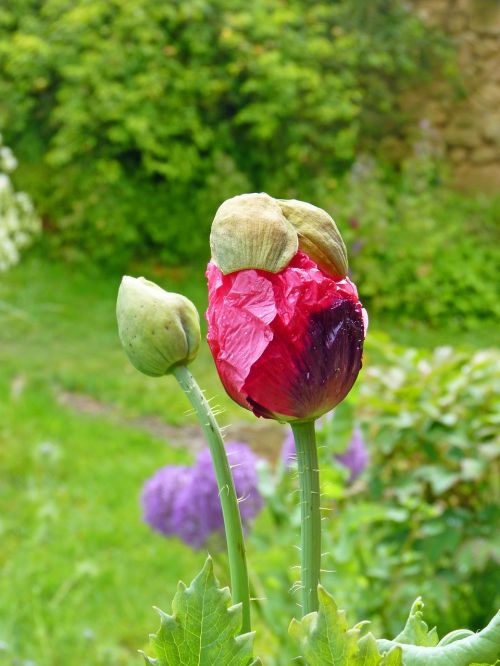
(332, 126, 500, 329)
(0, 0, 448, 267)
(355, 339, 500, 635)
(142, 441, 264, 550)
(0, 134, 40, 271)
(116, 196, 500, 665)
(250, 341, 499, 655)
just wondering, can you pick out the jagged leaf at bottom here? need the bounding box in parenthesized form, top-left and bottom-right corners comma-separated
(141, 557, 260, 666)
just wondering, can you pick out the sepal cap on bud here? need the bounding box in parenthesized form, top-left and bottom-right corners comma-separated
(210, 192, 298, 275)
(278, 199, 348, 278)
(117, 276, 200, 377)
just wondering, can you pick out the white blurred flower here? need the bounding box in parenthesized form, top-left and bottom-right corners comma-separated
(0, 138, 40, 271)
(0, 146, 18, 172)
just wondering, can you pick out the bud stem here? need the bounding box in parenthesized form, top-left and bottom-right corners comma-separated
(291, 420, 321, 615)
(173, 365, 251, 633)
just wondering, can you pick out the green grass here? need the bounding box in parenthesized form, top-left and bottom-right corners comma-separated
(0, 255, 248, 426)
(0, 382, 202, 665)
(0, 255, 497, 665)
(0, 256, 239, 665)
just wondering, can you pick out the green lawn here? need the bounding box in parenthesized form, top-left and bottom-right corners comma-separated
(0, 256, 497, 665)
(0, 257, 234, 665)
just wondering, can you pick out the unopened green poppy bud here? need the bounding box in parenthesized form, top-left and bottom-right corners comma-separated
(210, 192, 298, 275)
(278, 199, 348, 279)
(117, 276, 200, 377)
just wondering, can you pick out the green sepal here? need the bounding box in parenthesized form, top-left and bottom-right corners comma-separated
(143, 557, 259, 665)
(278, 198, 348, 278)
(210, 192, 298, 275)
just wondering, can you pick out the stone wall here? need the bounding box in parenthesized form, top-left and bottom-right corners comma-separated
(412, 0, 500, 191)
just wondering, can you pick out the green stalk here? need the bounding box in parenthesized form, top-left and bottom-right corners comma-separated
(291, 420, 321, 615)
(173, 365, 251, 633)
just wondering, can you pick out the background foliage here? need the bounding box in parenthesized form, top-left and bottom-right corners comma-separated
(0, 0, 499, 663)
(250, 338, 499, 661)
(0, 0, 447, 267)
(334, 148, 500, 328)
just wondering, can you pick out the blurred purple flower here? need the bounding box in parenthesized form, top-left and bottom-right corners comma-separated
(281, 429, 296, 466)
(141, 441, 264, 549)
(141, 465, 192, 535)
(281, 424, 368, 482)
(335, 426, 369, 482)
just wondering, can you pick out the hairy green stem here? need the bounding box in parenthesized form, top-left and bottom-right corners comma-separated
(292, 420, 321, 615)
(173, 365, 251, 633)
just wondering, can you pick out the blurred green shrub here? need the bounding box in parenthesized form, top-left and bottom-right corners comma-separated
(346, 338, 499, 635)
(333, 136, 500, 329)
(0, 0, 446, 266)
(251, 339, 499, 655)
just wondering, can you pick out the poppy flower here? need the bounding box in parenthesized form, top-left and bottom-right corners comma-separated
(207, 193, 366, 423)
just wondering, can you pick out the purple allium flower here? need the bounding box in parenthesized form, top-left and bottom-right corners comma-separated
(335, 426, 369, 482)
(141, 441, 264, 550)
(280, 424, 368, 483)
(141, 465, 192, 536)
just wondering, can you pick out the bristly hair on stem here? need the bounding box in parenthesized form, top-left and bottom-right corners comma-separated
(173, 365, 252, 634)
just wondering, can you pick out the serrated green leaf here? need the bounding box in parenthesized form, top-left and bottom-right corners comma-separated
(289, 586, 359, 665)
(393, 598, 438, 647)
(381, 646, 404, 666)
(358, 633, 403, 665)
(143, 557, 258, 666)
(377, 609, 500, 666)
(289, 585, 401, 665)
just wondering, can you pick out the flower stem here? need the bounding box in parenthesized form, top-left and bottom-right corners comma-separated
(173, 365, 251, 633)
(291, 419, 321, 615)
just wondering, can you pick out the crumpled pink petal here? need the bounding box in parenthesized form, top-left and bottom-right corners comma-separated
(206, 251, 365, 421)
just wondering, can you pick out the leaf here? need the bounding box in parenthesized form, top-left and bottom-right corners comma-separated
(358, 633, 403, 666)
(377, 609, 500, 666)
(289, 586, 359, 665)
(289, 585, 402, 665)
(393, 598, 438, 647)
(142, 557, 259, 666)
(438, 629, 475, 646)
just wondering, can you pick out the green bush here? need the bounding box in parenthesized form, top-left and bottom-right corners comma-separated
(332, 142, 500, 329)
(0, 0, 446, 266)
(250, 338, 500, 656)
(331, 339, 499, 634)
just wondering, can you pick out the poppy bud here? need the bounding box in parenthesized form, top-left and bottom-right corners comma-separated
(117, 276, 200, 377)
(206, 193, 366, 422)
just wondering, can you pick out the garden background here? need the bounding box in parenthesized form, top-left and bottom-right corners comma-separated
(0, 1, 499, 664)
